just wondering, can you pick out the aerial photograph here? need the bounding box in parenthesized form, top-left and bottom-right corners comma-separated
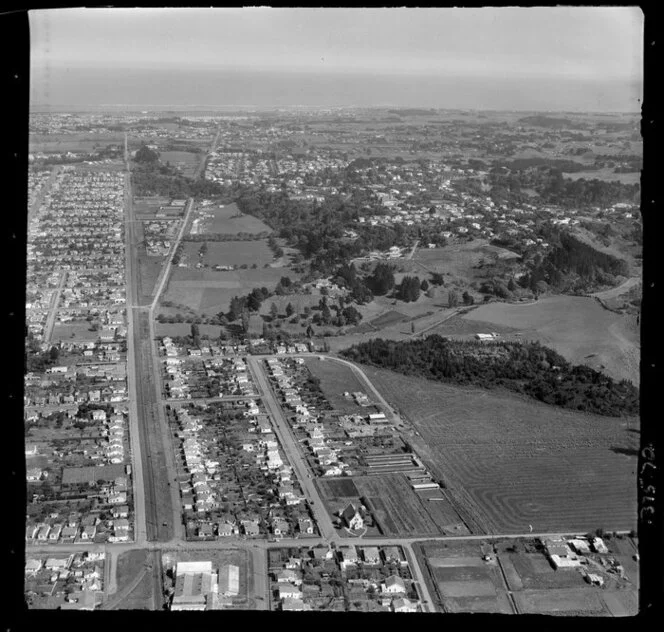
(22, 7, 643, 616)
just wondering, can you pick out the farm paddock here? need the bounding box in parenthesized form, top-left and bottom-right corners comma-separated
(360, 366, 638, 535)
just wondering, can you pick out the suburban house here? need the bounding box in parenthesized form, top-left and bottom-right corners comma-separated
(392, 597, 418, 612)
(383, 575, 407, 594)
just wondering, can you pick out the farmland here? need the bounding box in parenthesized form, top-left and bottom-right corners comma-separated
(161, 266, 288, 316)
(354, 474, 468, 536)
(316, 473, 468, 537)
(462, 295, 640, 385)
(360, 366, 638, 534)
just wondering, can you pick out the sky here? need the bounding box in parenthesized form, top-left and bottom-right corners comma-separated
(29, 7, 644, 111)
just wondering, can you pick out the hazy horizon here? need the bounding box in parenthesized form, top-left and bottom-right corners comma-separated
(30, 7, 643, 112)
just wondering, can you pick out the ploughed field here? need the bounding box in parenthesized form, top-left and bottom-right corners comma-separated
(360, 366, 638, 534)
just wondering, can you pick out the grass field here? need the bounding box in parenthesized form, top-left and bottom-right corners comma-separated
(51, 321, 99, 342)
(113, 549, 154, 610)
(189, 240, 275, 268)
(360, 366, 639, 534)
(160, 151, 200, 177)
(513, 588, 607, 615)
(193, 203, 273, 235)
(304, 357, 372, 412)
(401, 241, 521, 281)
(162, 266, 287, 315)
(463, 296, 640, 386)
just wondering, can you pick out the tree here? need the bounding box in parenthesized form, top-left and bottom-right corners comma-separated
(448, 290, 459, 308)
(49, 346, 60, 362)
(507, 277, 516, 292)
(241, 311, 250, 333)
(431, 272, 444, 286)
(134, 144, 160, 163)
(270, 302, 279, 319)
(462, 291, 474, 306)
(247, 292, 262, 313)
(285, 302, 294, 317)
(306, 324, 314, 338)
(420, 279, 429, 292)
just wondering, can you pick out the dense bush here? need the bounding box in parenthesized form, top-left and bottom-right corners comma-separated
(341, 335, 639, 417)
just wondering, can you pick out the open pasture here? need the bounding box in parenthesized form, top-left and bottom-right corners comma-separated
(202, 240, 275, 268)
(162, 266, 288, 315)
(463, 295, 640, 385)
(403, 240, 521, 280)
(160, 150, 200, 177)
(360, 366, 638, 534)
(194, 203, 273, 235)
(563, 168, 641, 185)
(304, 357, 372, 412)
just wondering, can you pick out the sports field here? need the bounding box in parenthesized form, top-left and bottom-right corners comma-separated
(462, 295, 640, 385)
(361, 366, 639, 534)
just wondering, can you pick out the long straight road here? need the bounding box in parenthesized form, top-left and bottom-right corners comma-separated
(246, 355, 339, 542)
(42, 271, 67, 344)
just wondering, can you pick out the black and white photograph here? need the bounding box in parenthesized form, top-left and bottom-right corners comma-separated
(20, 6, 646, 616)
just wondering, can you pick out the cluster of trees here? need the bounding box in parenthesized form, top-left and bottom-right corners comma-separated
(395, 276, 422, 302)
(333, 263, 373, 304)
(131, 144, 228, 198)
(183, 231, 270, 243)
(341, 336, 639, 417)
(487, 163, 640, 209)
(522, 228, 629, 293)
(366, 262, 395, 296)
(227, 287, 271, 320)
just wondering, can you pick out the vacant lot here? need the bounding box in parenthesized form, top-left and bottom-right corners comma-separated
(317, 477, 360, 498)
(361, 366, 638, 534)
(463, 295, 640, 385)
(51, 321, 99, 343)
(304, 357, 372, 412)
(111, 549, 154, 610)
(514, 588, 607, 615)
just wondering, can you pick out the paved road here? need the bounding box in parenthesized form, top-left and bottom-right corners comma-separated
(42, 271, 67, 344)
(28, 165, 61, 224)
(246, 355, 339, 542)
(401, 542, 435, 613)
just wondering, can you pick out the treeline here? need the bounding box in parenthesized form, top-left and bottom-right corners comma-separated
(182, 231, 271, 242)
(131, 145, 228, 198)
(523, 227, 629, 292)
(488, 164, 640, 209)
(341, 336, 639, 417)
